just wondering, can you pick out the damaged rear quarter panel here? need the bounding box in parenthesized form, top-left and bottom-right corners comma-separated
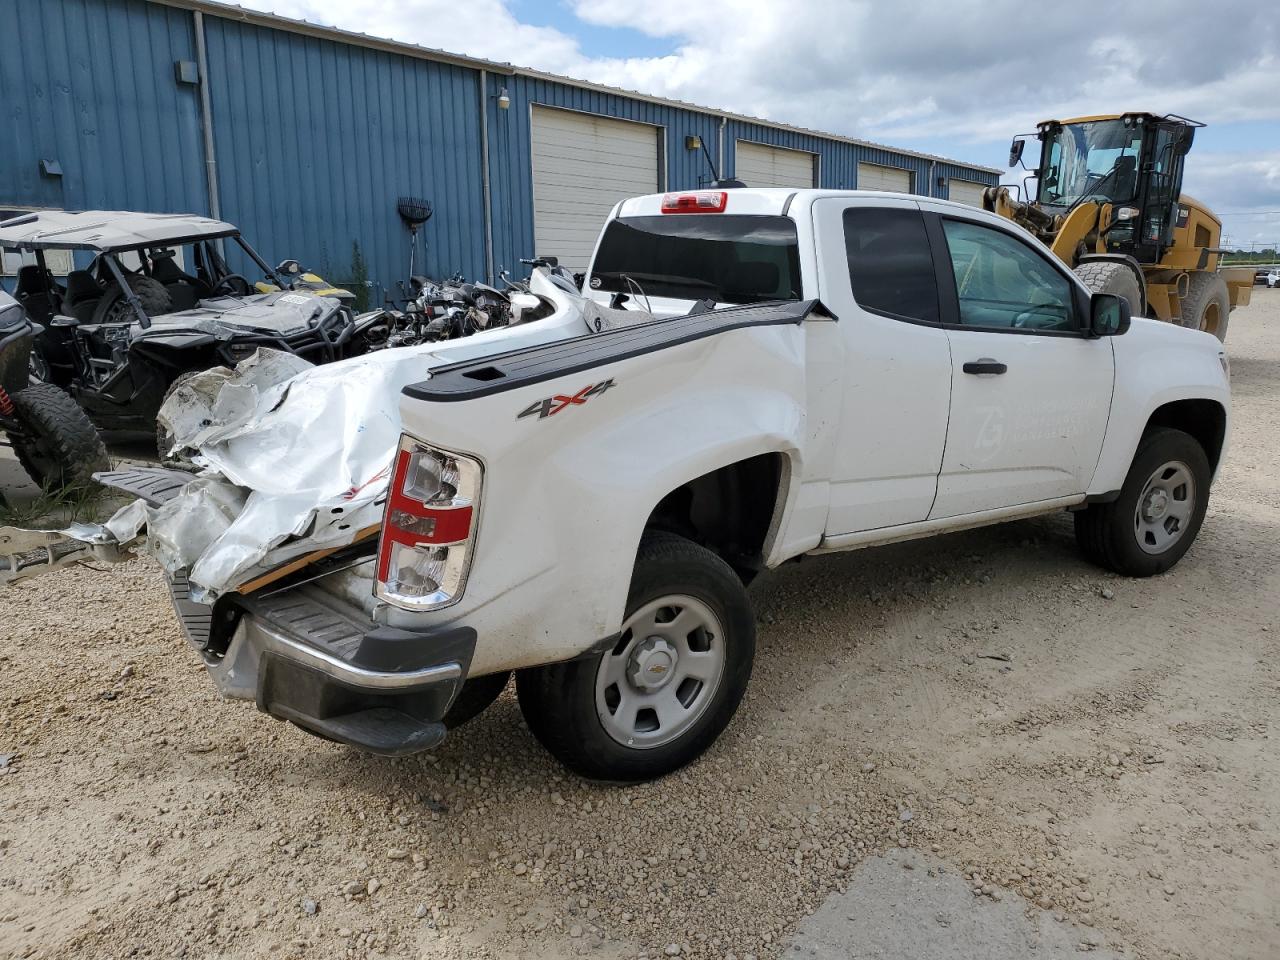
(389, 321, 811, 675)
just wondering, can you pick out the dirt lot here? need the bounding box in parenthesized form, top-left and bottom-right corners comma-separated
(2, 295, 1278, 960)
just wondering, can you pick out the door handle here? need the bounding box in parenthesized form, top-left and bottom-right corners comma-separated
(962, 359, 1007, 375)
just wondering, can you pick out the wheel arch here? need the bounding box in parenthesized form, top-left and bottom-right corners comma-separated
(641, 451, 791, 582)
(1144, 397, 1227, 474)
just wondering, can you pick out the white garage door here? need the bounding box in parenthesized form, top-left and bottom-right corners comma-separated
(857, 162, 913, 193)
(531, 106, 660, 270)
(734, 141, 816, 188)
(948, 179, 987, 207)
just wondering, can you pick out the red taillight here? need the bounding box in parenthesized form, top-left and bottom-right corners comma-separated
(375, 439, 482, 611)
(661, 191, 728, 214)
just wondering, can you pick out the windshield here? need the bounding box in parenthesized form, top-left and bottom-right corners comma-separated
(589, 215, 802, 304)
(1038, 119, 1143, 207)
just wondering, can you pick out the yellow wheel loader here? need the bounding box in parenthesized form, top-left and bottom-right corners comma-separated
(987, 112, 1252, 341)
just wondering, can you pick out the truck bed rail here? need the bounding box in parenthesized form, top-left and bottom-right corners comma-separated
(403, 298, 835, 403)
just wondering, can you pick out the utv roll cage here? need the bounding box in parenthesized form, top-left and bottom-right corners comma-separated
(0, 210, 286, 330)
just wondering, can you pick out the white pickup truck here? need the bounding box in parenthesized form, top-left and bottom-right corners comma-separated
(70, 189, 1234, 782)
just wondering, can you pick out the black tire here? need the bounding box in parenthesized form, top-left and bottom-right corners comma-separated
(8, 383, 110, 492)
(1074, 427, 1211, 577)
(92, 274, 173, 326)
(516, 531, 755, 782)
(1074, 261, 1143, 315)
(1178, 272, 1229, 342)
(442, 671, 511, 730)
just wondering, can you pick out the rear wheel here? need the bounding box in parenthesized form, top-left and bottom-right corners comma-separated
(1179, 272, 1229, 342)
(8, 383, 109, 492)
(1074, 261, 1143, 315)
(1074, 427, 1211, 577)
(517, 531, 755, 782)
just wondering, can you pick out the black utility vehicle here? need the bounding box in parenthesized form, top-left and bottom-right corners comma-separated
(0, 210, 380, 436)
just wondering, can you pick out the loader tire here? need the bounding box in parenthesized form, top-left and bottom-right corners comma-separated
(93, 274, 173, 326)
(9, 382, 109, 492)
(1178, 272, 1229, 342)
(1074, 261, 1143, 316)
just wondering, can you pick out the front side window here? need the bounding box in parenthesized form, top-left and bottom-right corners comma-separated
(941, 219, 1076, 332)
(842, 207, 939, 323)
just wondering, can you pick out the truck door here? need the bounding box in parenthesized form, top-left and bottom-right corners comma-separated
(924, 211, 1114, 518)
(812, 198, 953, 533)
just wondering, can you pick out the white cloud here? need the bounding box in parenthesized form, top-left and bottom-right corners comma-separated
(1185, 152, 1280, 248)
(243, 0, 1280, 245)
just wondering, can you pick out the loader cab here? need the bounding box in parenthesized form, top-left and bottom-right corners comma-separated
(1031, 113, 1199, 263)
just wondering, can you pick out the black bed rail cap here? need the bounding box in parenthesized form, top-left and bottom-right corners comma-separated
(403, 298, 837, 404)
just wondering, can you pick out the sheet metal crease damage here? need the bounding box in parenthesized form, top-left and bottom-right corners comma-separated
(6, 344, 448, 596)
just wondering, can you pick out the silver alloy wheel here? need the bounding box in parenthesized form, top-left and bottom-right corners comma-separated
(595, 594, 727, 749)
(1134, 460, 1196, 555)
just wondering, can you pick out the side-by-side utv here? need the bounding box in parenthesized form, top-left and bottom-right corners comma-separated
(0, 210, 383, 437)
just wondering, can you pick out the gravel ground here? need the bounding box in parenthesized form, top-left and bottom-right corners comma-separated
(2, 294, 1278, 960)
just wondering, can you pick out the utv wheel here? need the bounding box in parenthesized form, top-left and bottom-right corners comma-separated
(443, 671, 511, 730)
(92, 274, 173, 326)
(516, 531, 755, 782)
(9, 383, 110, 492)
(1179, 272, 1229, 342)
(1073, 427, 1211, 577)
(1074, 261, 1143, 316)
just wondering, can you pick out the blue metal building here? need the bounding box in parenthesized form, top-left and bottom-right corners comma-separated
(1, 0, 1000, 298)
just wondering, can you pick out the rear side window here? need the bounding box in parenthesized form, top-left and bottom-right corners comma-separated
(842, 207, 939, 323)
(590, 215, 801, 305)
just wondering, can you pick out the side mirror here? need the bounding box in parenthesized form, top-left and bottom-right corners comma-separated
(276, 259, 301, 276)
(1008, 137, 1025, 168)
(1090, 292, 1131, 337)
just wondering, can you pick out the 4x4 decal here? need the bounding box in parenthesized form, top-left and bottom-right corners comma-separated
(518, 379, 616, 420)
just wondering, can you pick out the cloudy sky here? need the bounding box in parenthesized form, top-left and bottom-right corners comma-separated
(252, 0, 1280, 249)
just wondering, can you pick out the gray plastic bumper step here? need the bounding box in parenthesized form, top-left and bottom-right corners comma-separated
(93, 466, 194, 506)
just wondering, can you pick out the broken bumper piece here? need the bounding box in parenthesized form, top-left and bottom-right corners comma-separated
(187, 580, 476, 756)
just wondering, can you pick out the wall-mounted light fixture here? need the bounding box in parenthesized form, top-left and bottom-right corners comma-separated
(496, 87, 510, 110)
(685, 135, 702, 151)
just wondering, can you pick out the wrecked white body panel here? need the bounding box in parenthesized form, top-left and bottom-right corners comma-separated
(3, 270, 650, 601)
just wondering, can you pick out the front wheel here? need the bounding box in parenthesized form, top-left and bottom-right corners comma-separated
(1074, 427, 1211, 577)
(8, 383, 109, 492)
(517, 531, 755, 782)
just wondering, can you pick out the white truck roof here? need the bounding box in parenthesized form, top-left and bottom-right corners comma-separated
(613, 188, 969, 219)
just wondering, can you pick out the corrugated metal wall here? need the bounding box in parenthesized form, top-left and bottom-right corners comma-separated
(0, 0, 207, 214)
(486, 73, 724, 278)
(1, 0, 999, 295)
(203, 17, 487, 294)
